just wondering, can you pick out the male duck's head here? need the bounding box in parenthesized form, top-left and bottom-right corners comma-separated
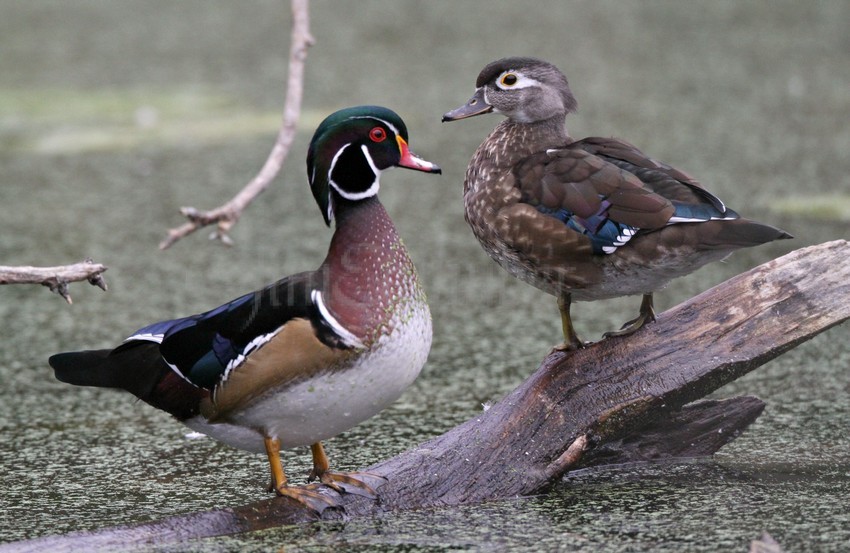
(443, 57, 578, 124)
(308, 105, 441, 225)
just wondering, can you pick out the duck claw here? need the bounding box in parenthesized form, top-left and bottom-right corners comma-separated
(314, 470, 387, 499)
(603, 322, 643, 339)
(603, 311, 656, 339)
(604, 293, 656, 339)
(274, 483, 340, 514)
(550, 339, 591, 353)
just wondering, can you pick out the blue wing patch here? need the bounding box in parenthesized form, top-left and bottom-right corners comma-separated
(184, 348, 226, 388)
(211, 332, 241, 369)
(535, 202, 638, 255)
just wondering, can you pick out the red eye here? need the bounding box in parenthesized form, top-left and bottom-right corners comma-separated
(369, 127, 387, 142)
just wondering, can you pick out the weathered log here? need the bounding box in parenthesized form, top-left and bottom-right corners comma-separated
(5, 240, 849, 551)
(573, 395, 766, 469)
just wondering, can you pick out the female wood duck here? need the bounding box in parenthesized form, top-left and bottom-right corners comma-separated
(443, 57, 791, 350)
(49, 106, 441, 512)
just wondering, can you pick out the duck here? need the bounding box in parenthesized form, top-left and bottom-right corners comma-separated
(443, 57, 791, 350)
(49, 105, 441, 512)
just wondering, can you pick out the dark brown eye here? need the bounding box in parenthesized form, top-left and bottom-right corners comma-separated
(501, 73, 518, 86)
(369, 127, 387, 142)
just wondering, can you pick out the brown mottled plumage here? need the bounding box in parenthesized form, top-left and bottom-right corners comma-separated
(444, 57, 791, 350)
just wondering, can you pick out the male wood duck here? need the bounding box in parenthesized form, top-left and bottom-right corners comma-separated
(443, 57, 791, 350)
(49, 106, 441, 512)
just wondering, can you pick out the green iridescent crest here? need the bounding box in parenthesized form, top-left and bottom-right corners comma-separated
(306, 106, 411, 226)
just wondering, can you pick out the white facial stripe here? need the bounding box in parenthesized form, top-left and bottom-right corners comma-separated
(361, 144, 379, 172)
(327, 143, 348, 203)
(311, 290, 364, 348)
(327, 143, 381, 200)
(331, 178, 380, 200)
(312, 161, 335, 220)
(350, 115, 400, 138)
(326, 194, 334, 222)
(328, 141, 350, 179)
(496, 70, 541, 90)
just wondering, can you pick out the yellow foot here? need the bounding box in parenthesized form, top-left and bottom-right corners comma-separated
(310, 470, 387, 499)
(604, 293, 656, 340)
(550, 337, 590, 353)
(273, 483, 340, 514)
(602, 311, 656, 340)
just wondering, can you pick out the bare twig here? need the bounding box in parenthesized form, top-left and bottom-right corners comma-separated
(542, 434, 588, 481)
(0, 258, 108, 304)
(159, 0, 314, 250)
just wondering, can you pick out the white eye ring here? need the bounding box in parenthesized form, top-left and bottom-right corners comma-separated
(495, 71, 539, 90)
(500, 73, 518, 87)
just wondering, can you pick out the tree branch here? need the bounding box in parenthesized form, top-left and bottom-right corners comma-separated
(159, 0, 314, 250)
(0, 258, 107, 304)
(7, 241, 849, 551)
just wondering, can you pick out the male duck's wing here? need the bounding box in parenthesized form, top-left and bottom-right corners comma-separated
(50, 271, 359, 421)
(148, 271, 316, 389)
(125, 270, 358, 419)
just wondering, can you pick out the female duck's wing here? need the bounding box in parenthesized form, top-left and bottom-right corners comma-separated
(573, 136, 735, 220)
(513, 146, 675, 255)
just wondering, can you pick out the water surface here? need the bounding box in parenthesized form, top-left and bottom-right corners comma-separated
(1, 1, 848, 551)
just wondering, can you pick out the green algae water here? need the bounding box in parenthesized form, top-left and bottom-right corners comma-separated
(1, 1, 848, 551)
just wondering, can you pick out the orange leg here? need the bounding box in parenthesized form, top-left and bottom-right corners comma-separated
(263, 436, 337, 513)
(308, 442, 386, 499)
(264, 436, 288, 490)
(309, 442, 331, 479)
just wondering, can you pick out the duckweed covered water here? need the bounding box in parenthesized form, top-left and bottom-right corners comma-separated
(1, 1, 849, 551)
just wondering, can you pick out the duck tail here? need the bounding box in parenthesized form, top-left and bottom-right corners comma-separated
(49, 342, 168, 400)
(711, 218, 793, 248)
(50, 349, 117, 387)
(50, 342, 207, 420)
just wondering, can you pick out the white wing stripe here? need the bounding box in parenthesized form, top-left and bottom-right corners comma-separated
(123, 332, 164, 344)
(222, 326, 284, 377)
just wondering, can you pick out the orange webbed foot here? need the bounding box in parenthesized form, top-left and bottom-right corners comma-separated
(310, 469, 387, 499)
(272, 482, 340, 514)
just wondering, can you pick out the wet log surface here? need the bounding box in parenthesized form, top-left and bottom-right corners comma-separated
(7, 240, 850, 552)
